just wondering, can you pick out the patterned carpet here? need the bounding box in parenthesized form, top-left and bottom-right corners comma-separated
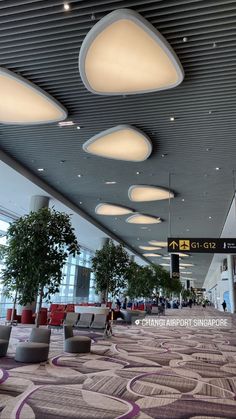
(0, 307, 236, 419)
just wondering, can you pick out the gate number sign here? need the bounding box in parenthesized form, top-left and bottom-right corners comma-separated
(168, 238, 236, 253)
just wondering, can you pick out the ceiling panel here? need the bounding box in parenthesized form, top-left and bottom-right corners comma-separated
(1, 0, 236, 285)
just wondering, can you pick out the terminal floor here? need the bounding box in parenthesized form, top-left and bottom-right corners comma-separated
(0, 307, 236, 419)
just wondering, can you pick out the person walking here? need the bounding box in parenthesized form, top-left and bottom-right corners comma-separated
(188, 298, 193, 309)
(222, 300, 227, 312)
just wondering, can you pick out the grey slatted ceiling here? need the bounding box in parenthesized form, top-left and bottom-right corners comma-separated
(1, 0, 236, 284)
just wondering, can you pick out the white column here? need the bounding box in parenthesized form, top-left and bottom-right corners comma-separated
(227, 255, 236, 313)
(18, 196, 50, 315)
(99, 237, 110, 249)
(29, 195, 50, 212)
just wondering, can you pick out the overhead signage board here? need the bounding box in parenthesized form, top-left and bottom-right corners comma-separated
(168, 238, 236, 254)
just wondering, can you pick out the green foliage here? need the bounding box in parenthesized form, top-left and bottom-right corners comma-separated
(1, 207, 80, 306)
(92, 240, 130, 298)
(0, 244, 7, 260)
(126, 262, 182, 299)
(182, 288, 196, 300)
(126, 263, 154, 299)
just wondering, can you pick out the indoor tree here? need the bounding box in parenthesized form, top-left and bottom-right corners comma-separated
(92, 240, 130, 300)
(1, 207, 80, 327)
(126, 263, 155, 299)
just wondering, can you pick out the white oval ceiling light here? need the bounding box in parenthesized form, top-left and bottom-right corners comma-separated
(149, 240, 167, 247)
(83, 125, 152, 162)
(177, 253, 189, 258)
(143, 253, 162, 257)
(180, 263, 194, 267)
(139, 245, 162, 250)
(79, 9, 184, 95)
(126, 214, 161, 224)
(95, 203, 133, 216)
(0, 67, 67, 125)
(128, 185, 174, 202)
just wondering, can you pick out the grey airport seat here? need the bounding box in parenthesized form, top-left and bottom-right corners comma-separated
(90, 313, 107, 329)
(0, 325, 12, 357)
(64, 312, 79, 326)
(15, 328, 51, 363)
(75, 313, 93, 328)
(64, 325, 91, 353)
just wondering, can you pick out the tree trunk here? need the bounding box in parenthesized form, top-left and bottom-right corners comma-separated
(35, 286, 44, 328)
(10, 291, 17, 324)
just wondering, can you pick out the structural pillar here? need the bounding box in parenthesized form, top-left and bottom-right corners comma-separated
(99, 237, 110, 249)
(29, 195, 50, 212)
(170, 254, 179, 279)
(227, 254, 236, 313)
(18, 195, 50, 315)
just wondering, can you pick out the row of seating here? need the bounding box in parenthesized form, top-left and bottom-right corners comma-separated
(0, 325, 91, 363)
(49, 311, 108, 329)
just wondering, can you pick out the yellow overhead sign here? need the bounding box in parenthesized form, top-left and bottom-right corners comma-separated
(168, 238, 236, 253)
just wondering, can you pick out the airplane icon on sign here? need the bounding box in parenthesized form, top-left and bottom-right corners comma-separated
(179, 240, 190, 251)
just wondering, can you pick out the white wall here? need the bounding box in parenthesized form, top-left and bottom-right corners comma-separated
(203, 195, 236, 312)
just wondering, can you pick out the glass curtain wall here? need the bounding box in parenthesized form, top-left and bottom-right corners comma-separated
(0, 212, 97, 317)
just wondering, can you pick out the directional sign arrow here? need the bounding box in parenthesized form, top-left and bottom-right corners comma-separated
(169, 240, 179, 249)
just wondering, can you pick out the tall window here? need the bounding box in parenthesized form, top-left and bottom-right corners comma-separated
(0, 212, 97, 316)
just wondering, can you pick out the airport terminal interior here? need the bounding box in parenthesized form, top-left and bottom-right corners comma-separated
(0, 1, 236, 418)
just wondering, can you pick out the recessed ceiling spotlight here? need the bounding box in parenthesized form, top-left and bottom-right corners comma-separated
(79, 9, 184, 95)
(170, 116, 175, 122)
(0, 67, 67, 125)
(37, 168, 45, 172)
(126, 214, 161, 224)
(149, 240, 167, 247)
(136, 171, 141, 175)
(186, 228, 190, 232)
(64, 3, 70, 11)
(95, 203, 133, 216)
(77, 174, 83, 178)
(206, 147, 211, 151)
(79, 201, 83, 204)
(137, 238, 140, 241)
(209, 216, 212, 219)
(183, 37, 188, 43)
(182, 198, 185, 202)
(83, 125, 152, 162)
(77, 126, 81, 130)
(58, 121, 74, 127)
(215, 167, 220, 171)
(139, 245, 162, 250)
(105, 181, 117, 185)
(161, 153, 167, 158)
(128, 185, 174, 202)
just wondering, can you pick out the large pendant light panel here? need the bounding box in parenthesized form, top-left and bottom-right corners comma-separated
(83, 125, 152, 162)
(79, 9, 184, 95)
(0, 67, 67, 125)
